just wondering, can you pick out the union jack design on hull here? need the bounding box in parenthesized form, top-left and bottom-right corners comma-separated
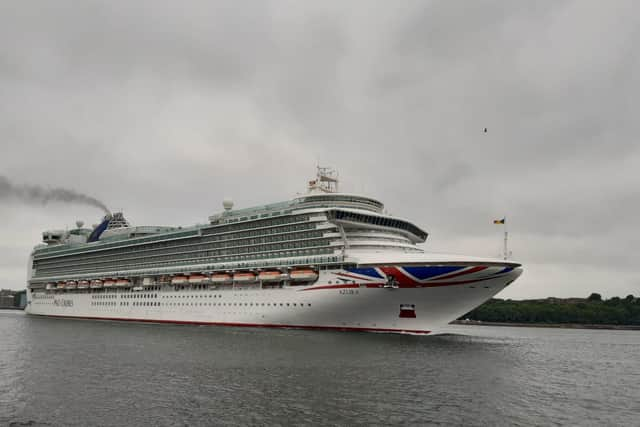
(336, 265, 516, 288)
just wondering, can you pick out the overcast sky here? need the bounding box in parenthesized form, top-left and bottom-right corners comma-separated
(1, 0, 638, 298)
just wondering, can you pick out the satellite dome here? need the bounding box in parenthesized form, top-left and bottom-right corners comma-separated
(222, 198, 234, 211)
(76, 220, 84, 229)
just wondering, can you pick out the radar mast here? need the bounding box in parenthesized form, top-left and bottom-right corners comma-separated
(308, 166, 339, 193)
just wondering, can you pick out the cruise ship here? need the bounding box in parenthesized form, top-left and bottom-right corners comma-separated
(26, 169, 523, 334)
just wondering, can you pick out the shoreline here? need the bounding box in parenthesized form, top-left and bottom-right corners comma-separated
(451, 320, 640, 331)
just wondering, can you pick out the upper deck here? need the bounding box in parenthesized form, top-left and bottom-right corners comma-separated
(29, 169, 428, 283)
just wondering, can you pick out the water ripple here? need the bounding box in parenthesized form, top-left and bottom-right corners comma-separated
(1, 311, 639, 426)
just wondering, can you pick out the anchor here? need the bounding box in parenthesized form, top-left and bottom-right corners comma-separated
(384, 274, 399, 289)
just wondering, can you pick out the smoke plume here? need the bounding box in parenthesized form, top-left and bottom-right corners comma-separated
(0, 175, 110, 214)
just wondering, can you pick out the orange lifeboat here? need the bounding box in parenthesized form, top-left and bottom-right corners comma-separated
(78, 280, 90, 289)
(188, 274, 207, 284)
(90, 280, 103, 289)
(233, 272, 256, 283)
(290, 269, 318, 282)
(210, 274, 232, 284)
(116, 279, 131, 287)
(56, 282, 65, 289)
(103, 279, 115, 288)
(171, 275, 188, 285)
(66, 281, 77, 289)
(258, 271, 282, 282)
(46, 283, 55, 290)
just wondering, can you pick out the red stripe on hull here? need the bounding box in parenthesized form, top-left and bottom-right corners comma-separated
(379, 266, 414, 286)
(28, 314, 431, 334)
(334, 272, 376, 281)
(427, 275, 501, 286)
(303, 277, 499, 291)
(429, 265, 488, 281)
(301, 283, 359, 291)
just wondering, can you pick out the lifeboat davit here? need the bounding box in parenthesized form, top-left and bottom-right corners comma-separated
(103, 279, 115, 288)
(78, 280, 90, 289)
(66, 281, 77, 289)
(115, 279, 131, 288)
(188, 274, 207, 284)
(210, 274, 232, 284)
(258, 271, 282, 282)
(90, 280, 103, 289)
(171, 275, 188, 285)
(289, 269, 318, 282)
(233, 272, 256, 283)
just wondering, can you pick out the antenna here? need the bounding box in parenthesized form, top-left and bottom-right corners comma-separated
(310, 166, 339, 193)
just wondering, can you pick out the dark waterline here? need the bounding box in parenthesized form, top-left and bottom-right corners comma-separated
(1, 310, 639, 426)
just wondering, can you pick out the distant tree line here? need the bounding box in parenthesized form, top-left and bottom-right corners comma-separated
(460, 294, 640, 325)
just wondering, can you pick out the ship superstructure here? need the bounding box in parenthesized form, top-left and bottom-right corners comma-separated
(26, 169, 523, 334)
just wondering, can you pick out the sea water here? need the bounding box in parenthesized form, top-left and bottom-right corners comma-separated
(1, 310, 638, 426)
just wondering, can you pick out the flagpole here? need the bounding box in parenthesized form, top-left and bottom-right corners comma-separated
(503, 217, 508, 260)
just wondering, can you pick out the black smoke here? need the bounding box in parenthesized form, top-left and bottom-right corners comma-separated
(0, 175, 110, 214)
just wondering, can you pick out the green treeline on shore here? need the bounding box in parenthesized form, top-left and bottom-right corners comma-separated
(461, 294, 640, 325)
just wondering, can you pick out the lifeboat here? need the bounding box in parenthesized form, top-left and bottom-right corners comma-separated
(90, 280, 103, 289)
(103, 279, 115, 288)
(78, 280, 90, 289)
(66, 281, 77, 289)
(289, 269, 318, 282)
(46, 283, 54, 290)
(210, 274, 232, 284)
(233, 272, 256, 283)
(115, 279, 131, 288)
(56, 282, 65, 289)
(171, 275, 188, 285)
(188, 274, 207, 284)
(258, 271, 283, 282)
(142, 277, 155, 287)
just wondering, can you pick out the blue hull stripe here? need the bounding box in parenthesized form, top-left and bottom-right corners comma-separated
(402, 266, 466, 280)
(346, 268, 384, 279)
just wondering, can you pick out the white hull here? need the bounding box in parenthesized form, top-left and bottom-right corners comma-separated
(26, 264, 522, 334)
